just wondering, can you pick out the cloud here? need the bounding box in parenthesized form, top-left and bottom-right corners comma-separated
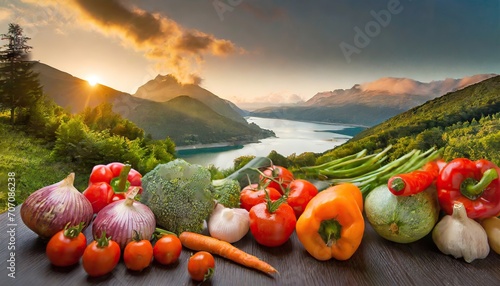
(18, 0, 241, 83)
(359, 78, 426, 95)
(0, 7, 13, 21)
(359, 74, 498, 96)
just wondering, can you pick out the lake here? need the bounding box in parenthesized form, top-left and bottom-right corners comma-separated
(176, 117, 365, 169)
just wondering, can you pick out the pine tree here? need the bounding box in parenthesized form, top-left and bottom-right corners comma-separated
(0, 23, 43, 125)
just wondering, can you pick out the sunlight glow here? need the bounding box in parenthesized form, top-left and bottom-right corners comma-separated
(86, 75, 100, 87)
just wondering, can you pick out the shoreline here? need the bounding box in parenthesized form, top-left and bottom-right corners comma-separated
(245, 116, 371, 128)
(176, 116, 367, 152)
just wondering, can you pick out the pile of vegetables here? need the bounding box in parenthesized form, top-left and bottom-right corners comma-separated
(302, 145, 442, 195)
(17, 148, 500, 282)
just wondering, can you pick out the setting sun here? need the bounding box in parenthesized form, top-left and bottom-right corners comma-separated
(86, 75, 100, 86)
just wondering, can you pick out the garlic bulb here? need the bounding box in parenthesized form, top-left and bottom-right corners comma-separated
(432, 202, 490, 263)
(208, 203, 250, 243)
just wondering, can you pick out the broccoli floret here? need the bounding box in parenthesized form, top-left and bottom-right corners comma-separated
(140, 159, 216, 235)
(211, 179, 241, 208)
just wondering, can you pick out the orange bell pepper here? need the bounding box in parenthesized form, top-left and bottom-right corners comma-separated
(296, 183, 365, 261)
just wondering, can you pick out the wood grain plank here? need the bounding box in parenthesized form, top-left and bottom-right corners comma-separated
(0, 206, 499, 285)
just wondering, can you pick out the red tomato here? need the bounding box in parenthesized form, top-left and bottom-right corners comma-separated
(286, 179, 319, 217)
(46, 224, 87, 267)
(83, 182, 114, 213)
(82, 236, 121, 277)
(88, 165, 114, 185)
(123, 239, 154, 271)
(187, 251, 215, 282)
(153, 234, 182, 265)
(249, 201, 296, 247)
(261, 166, 294, 194)
(240, 184, 282, 212)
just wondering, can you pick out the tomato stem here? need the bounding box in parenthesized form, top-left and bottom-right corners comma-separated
(132, 230, 141, 242)
(63, 222, 85, 238)
(460, 168, 498, 200)
(318, 219, 342, 247)
(204, 267, 215, 282)
(95, 231, 111, 248)
(153, 227, 177, 240)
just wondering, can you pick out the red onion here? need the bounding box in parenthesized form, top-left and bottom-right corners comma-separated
(21, 173, 93, 239)
(92, 188, 156, 249)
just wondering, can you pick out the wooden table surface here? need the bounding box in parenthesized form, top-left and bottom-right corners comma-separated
(1, 205, 499, 286)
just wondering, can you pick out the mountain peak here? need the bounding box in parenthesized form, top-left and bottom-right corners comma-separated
(154, 74, 180, 84)
(358, 74, 497, 96)
(359, 77, 425, 95)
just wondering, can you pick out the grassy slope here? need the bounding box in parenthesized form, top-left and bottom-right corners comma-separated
(0, 116, 89, 213)
(318, 75, 500, 164)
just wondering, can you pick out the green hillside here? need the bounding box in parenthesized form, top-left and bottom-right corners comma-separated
(33, 62, 273, 145)
(0, 118, 89, 213)
(316, 75, 500, 165)
(126, 95, 275, 145)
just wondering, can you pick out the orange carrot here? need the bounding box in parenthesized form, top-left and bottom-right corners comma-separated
(179, 231, 278, 275)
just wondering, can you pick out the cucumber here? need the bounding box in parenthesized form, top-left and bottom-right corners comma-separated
(365, 184, 440, 243)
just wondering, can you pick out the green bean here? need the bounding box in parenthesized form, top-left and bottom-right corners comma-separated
(319, 146, 392, 178)
(301, 149, 367, 172)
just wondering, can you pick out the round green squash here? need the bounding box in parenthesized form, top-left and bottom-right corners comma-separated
(365, 184, 440, 243)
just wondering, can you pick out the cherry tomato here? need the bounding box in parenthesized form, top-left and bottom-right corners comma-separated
(88, 164, 114, 185)
(123, 238, 154, 271)
(153, 234, 182, 265)
(83, 182, 114, 213)
(286, 179, 319, 217)
(249, 201, 296, 247)
(46, 223, 87, 267)
(261, 166, 294, 194)
(187, 251, 215, 282)
(82, 234, 121, 277)
(240, 184, 282, 212)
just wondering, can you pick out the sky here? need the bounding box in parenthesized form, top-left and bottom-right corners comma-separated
(0, 0, 499, 105)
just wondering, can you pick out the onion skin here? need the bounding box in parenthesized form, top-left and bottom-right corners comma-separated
(20, 173, 93, 239)
(92, 196, 156, 249)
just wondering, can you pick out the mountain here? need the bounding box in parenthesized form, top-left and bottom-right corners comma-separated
(250, 74, 497, 126)
(134, 74, 247, 124)
(33, 62, 128, 113)
(317, 75, 500, 163)
(32, 62, 274, 145)
(125, 95, 273, 145)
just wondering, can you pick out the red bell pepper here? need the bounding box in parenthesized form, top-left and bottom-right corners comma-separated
(89, 163, 142, 191)
(436, 158, 500, 219)
(84, 162, 142, 213)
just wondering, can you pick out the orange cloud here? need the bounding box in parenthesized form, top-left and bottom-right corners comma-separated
(21, 0, 241, 83)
